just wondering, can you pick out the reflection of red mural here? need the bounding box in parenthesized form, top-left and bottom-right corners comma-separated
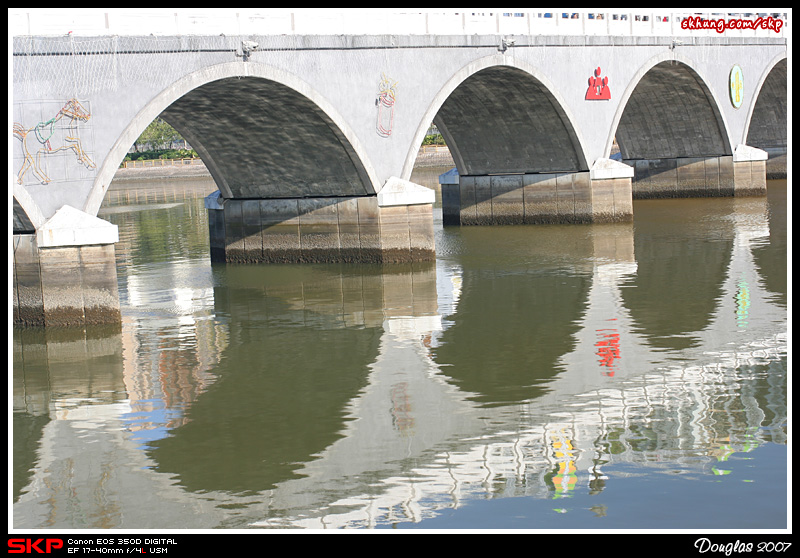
(585, 67, 611, 100)
(595, 327, 620, 376)
(390, 382, 414, 433)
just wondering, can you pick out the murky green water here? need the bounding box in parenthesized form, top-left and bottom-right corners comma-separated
(12, 173, 788, 531)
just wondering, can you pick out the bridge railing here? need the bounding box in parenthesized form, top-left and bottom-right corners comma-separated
(10, 10, 788, 39)
(120, 157, 204, 169)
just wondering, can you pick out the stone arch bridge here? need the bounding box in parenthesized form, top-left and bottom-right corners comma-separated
(11, 11, 788, 326)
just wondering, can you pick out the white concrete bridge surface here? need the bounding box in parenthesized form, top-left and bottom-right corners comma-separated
(10, 10, 788, 326)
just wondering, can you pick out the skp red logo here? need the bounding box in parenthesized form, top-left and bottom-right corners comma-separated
(8, 539, 64, 554)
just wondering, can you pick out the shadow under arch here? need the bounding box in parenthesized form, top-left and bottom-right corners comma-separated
(85, 61, 380, 217)
(745, 55, 787, 156)
(610, 54, 732, 161)
(12, 185, 46, 233)
(403, 55, 588, 179)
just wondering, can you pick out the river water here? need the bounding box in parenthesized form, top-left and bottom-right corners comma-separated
(12, 171, 788, 531)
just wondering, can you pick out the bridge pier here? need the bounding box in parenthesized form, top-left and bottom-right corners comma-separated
(441, 158, 634, 226)
(13, 206, 121, 328)
(205, 178, 436, 264)
(764, 148, 787, 179)
(625, 145, 768, 199)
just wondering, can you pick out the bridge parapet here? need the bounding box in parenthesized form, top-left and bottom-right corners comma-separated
(9, 10, 788, 39)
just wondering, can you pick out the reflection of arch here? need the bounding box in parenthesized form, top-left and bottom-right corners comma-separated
(433, 263, 591, 407)
(146, 289, 381, 494)
(620, 202, 734, 352)
(609, 54, 732, 161)
(403, 55, 588, 179)
(85, 62, 379, 217)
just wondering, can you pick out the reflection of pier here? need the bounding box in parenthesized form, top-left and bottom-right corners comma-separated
(12, 195, 787, 528)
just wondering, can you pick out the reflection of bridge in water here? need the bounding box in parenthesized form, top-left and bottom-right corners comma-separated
(12, 191, 786, 529)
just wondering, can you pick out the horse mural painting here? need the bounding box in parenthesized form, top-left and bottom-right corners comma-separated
(13, 98, 96, 185)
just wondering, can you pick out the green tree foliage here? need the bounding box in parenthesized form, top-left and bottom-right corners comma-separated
(422, 133, 446, 146)
(125, 118, 197, 162)
(132, 118, 182, 152)
(125, 120, 444, 164)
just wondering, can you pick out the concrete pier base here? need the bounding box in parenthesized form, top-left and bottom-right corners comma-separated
(13, 206, 121, 328)
(763, 147, 787, 179)
(206, 178, 436, 264)
(625, 145, 768, 199)
(441, 158, 633, 226)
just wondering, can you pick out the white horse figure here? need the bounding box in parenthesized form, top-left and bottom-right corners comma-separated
(13, 98, 96, 185)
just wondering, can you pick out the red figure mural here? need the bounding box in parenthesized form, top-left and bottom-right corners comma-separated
(585, 67, 611, 100)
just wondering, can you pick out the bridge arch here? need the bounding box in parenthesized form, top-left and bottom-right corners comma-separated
(611, 54, 732, 162)
(12, 185, 45, 232)
(86, 61, 379, 216)
(744, 55, 787, 155)
(406, 55, 588, 179)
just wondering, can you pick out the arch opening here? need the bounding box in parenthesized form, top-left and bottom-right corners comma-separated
(434, 65, 586, 176)
(137, 72, 436, 265)
(746, 57, 787, 177)
(13, 197, 36, 234)
(615, 61, 730, 160)
(157, 76, 374, 200)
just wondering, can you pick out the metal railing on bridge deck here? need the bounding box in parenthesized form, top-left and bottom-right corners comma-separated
(117, 149, 454, 170)
(120, 157, 205, 169)
(10, 10, 788, 39)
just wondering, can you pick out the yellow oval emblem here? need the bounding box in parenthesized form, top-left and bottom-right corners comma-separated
(729, 65, 744, 109)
